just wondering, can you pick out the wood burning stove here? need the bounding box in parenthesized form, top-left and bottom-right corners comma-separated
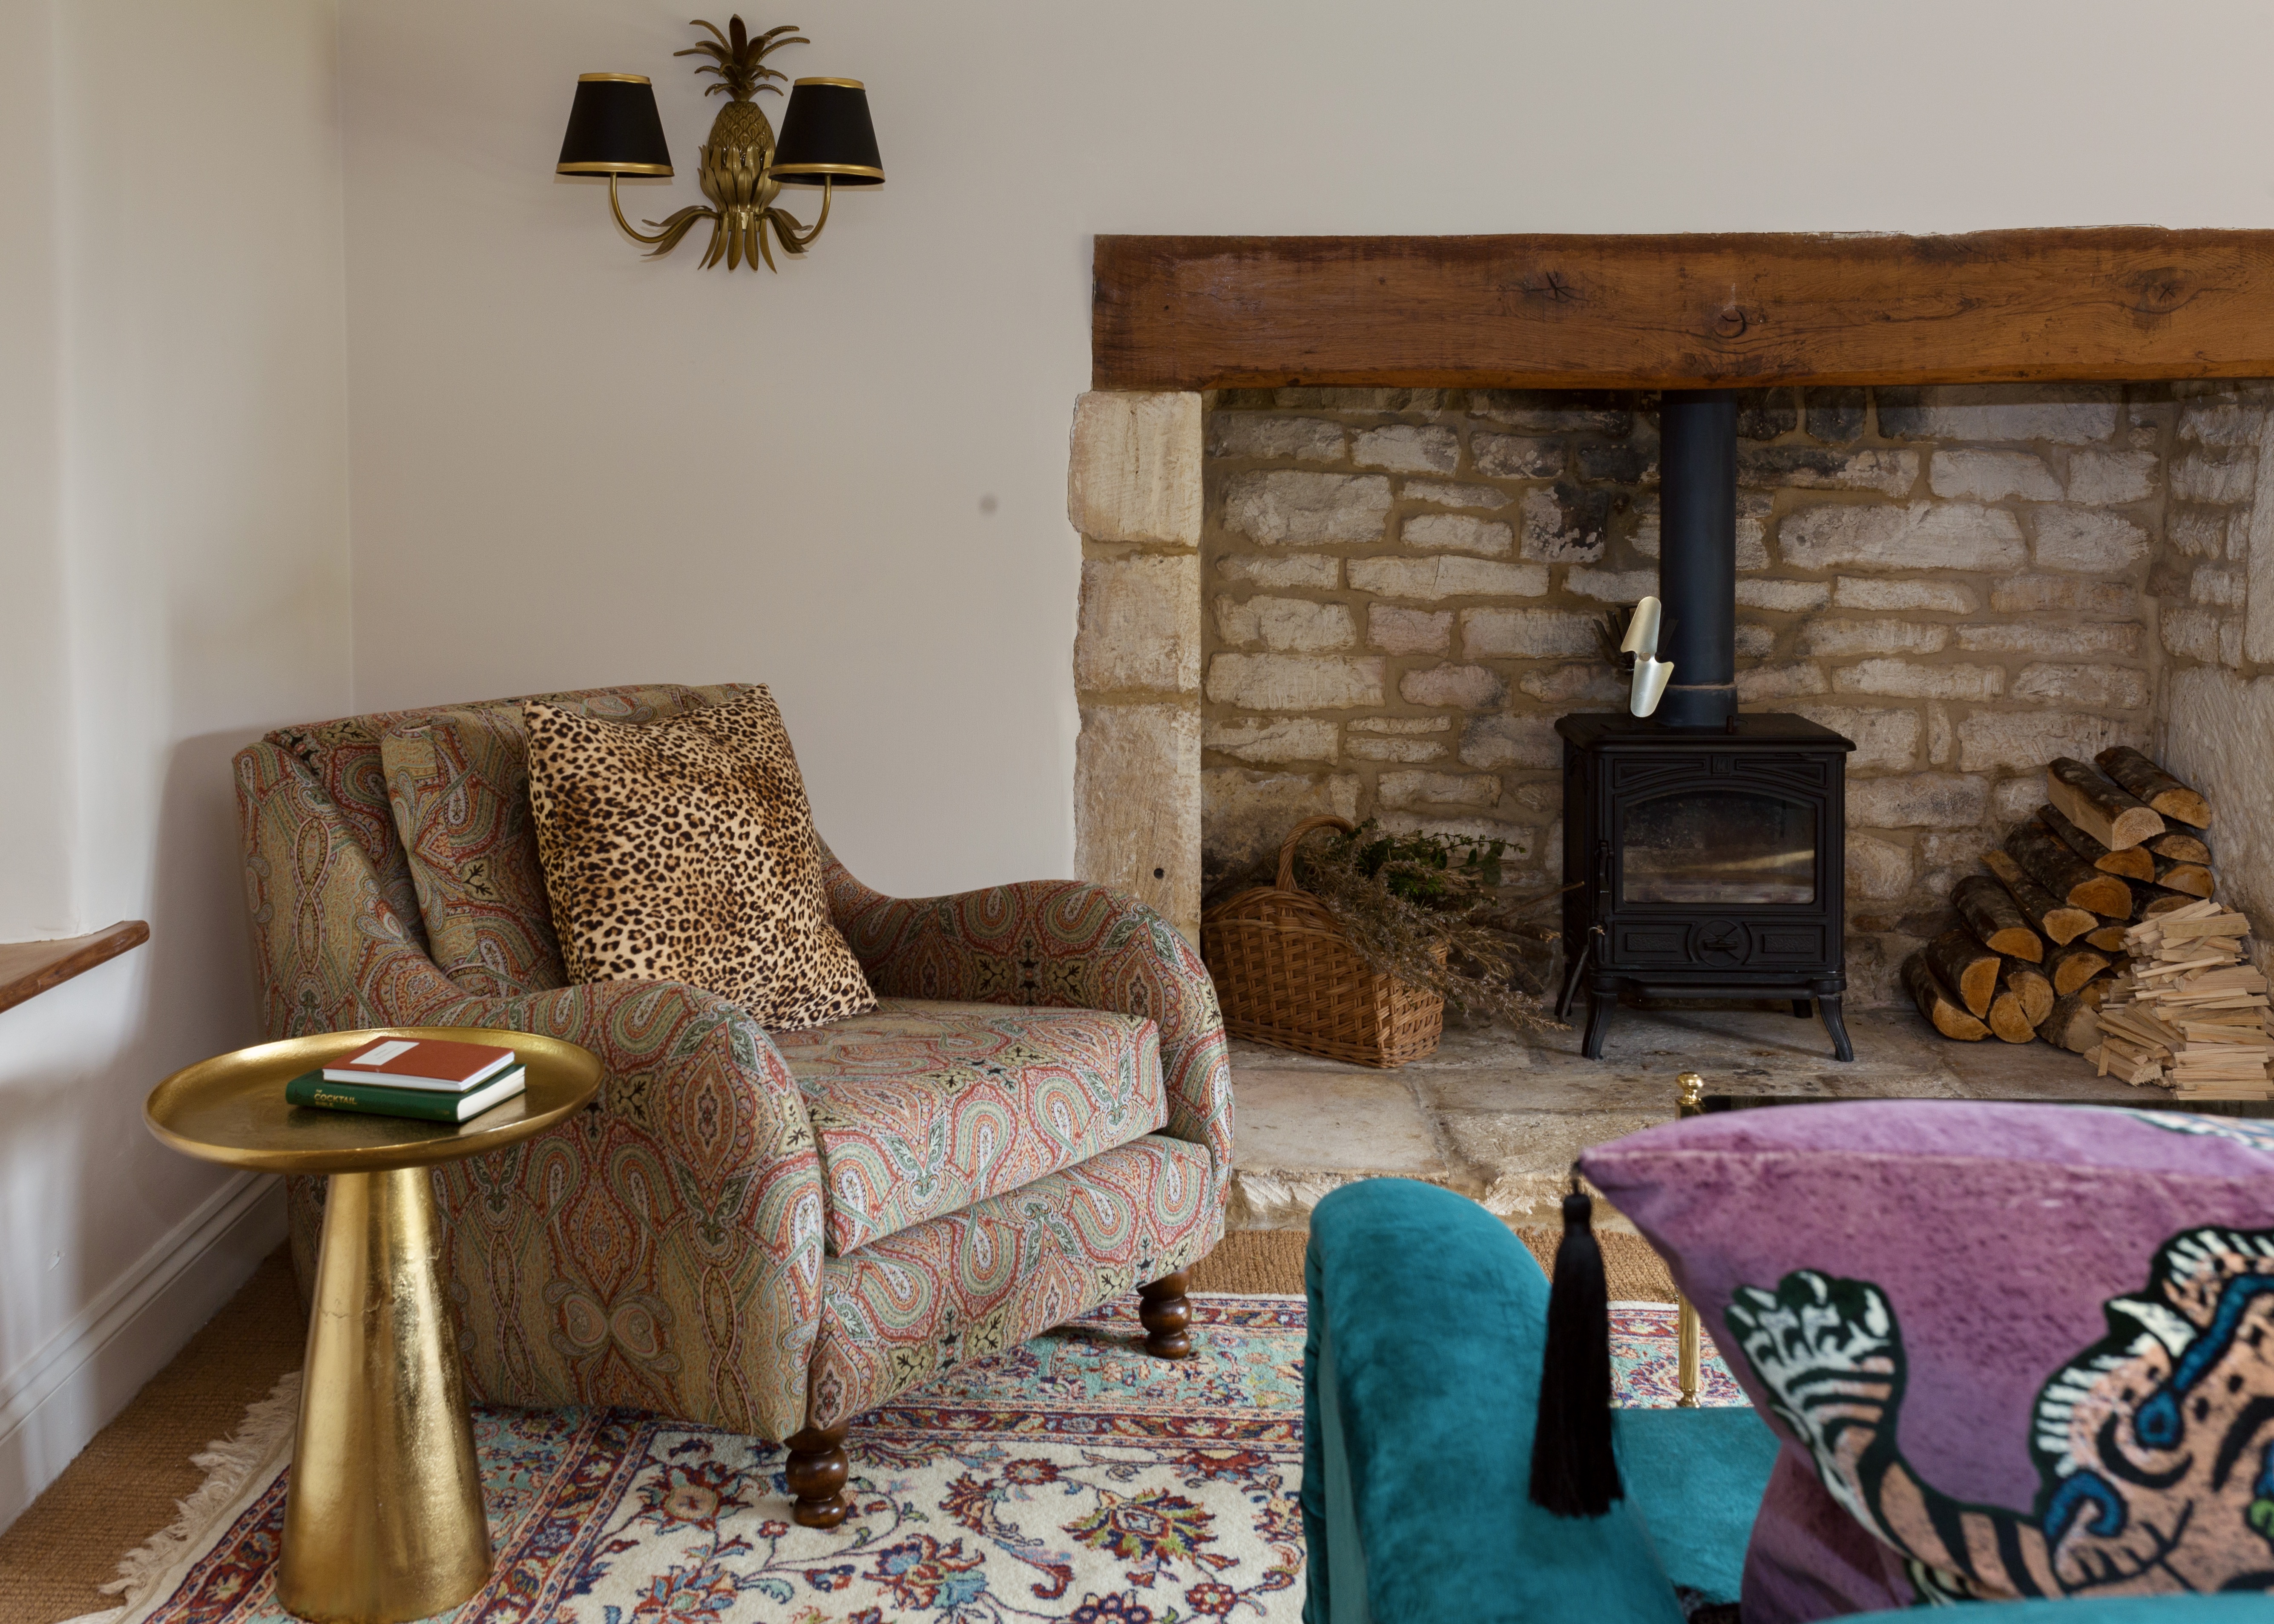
(1555, 713, 1856, 1059)
(1556, 390, 1857, 1061)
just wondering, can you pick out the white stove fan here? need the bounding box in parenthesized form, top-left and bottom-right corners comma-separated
(1619, 596, 1673, 718)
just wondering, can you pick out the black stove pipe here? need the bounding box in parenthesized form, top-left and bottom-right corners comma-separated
(1655, 390, 1738, 729)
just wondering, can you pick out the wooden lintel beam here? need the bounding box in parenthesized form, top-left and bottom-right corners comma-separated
(1092, 229, 2274, 391)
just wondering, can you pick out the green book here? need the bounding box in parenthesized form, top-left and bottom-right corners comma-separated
(286, 1066, 526, 1122)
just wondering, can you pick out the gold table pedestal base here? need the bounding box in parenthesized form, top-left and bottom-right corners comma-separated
(280, 1168, 491, 1624)
(143, 1028, 601, 1623)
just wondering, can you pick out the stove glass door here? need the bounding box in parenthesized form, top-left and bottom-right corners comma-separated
(1619, 791, 1817, 905)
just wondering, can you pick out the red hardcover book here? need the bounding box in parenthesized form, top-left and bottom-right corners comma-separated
(321, 1037, 517, 1093)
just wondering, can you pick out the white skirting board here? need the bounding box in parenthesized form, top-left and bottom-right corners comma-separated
(0, 1171, 287, 1533)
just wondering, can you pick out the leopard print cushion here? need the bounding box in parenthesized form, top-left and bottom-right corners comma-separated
(523, 689, 875, 1029)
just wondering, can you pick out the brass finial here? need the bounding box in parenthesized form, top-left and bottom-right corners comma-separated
(1676, 1071, 1705, 1114)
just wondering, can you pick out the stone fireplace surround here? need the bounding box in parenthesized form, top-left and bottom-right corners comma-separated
(1064, 234, 2274, 1011)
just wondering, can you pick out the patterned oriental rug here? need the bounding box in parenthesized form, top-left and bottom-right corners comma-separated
(84, 1295, 1741, 1624)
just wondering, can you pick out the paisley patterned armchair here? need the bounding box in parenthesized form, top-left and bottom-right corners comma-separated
(235, 683, 1232, 1527)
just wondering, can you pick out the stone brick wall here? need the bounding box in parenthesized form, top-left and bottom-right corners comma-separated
(2155, 383, 2274, 933)
(1200, 384, 2182, 1003)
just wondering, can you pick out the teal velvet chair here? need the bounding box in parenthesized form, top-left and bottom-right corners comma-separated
(1301, 1178, 2268, 1624)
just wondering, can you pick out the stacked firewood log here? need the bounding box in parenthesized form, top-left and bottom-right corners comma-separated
(2089, 904, 2270, 1099)
(1900, 746, 2221, 1056)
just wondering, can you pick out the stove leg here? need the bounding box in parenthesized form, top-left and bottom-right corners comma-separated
(1818, 995, 1854, 1062)
(1555, 937, 1592, 1022)
(1581, 990, 1613, 1059)
(1789, 998, 1814, 1018)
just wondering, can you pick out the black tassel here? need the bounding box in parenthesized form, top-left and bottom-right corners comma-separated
(1528, 1173, 1623, 1518)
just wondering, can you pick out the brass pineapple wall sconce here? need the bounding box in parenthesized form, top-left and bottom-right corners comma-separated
(556, 16, 882, 272)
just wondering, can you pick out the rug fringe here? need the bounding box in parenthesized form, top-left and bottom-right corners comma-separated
(98, 1370, 302, 1608)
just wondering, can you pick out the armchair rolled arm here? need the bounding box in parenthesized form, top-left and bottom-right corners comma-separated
(417, 978, 826, 1439)
(822, 857, 1234, 1199)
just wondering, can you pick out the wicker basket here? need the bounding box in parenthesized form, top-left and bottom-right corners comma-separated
(1201, 815, 1445, 1069)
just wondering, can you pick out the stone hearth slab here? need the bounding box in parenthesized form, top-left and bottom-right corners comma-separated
(1226, 1004, 2156, 1232)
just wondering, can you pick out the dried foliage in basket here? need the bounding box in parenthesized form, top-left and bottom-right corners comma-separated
(1202, 816, 1563, 1068)
(1287, 819, 1564, 1034)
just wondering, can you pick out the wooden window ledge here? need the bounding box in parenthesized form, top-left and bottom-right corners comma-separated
(0, 921, 151, 1015)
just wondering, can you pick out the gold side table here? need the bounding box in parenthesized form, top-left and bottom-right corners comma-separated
(146, 1026, 601, 1624)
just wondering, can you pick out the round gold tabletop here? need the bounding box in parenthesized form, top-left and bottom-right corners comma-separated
(145, 1026, 602, 1175)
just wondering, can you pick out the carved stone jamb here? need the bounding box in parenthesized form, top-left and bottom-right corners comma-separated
(1067, 391, 1205, 943)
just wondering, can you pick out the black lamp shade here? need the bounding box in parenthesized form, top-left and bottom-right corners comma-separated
(557, 75, 672, 176)
(770, 78, 884, 187)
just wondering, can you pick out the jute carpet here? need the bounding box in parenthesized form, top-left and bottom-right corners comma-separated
(1520, 1227, 1682, 1302)
(1179, 1224, 1682, 1304)
(0, 1248, 305, 1624)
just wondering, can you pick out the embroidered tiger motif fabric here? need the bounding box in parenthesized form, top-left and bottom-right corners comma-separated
(523, 689, 876, 1031)
(1729, 1225, 2274, 1603)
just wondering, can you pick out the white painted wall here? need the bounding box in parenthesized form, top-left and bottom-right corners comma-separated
(0, 0, 351, 1527)
(0, 0, 75, 943)
(338, 0, 2274, 900)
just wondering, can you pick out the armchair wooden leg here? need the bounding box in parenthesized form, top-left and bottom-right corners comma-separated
(785, 1423, 851, 1529)
(1138, 1269, 1194, 1360)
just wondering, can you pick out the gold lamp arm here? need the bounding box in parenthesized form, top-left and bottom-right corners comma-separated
(765, 176, 833, 255)
(607, 172, 717, 250)
(606, 172, 671, 242)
